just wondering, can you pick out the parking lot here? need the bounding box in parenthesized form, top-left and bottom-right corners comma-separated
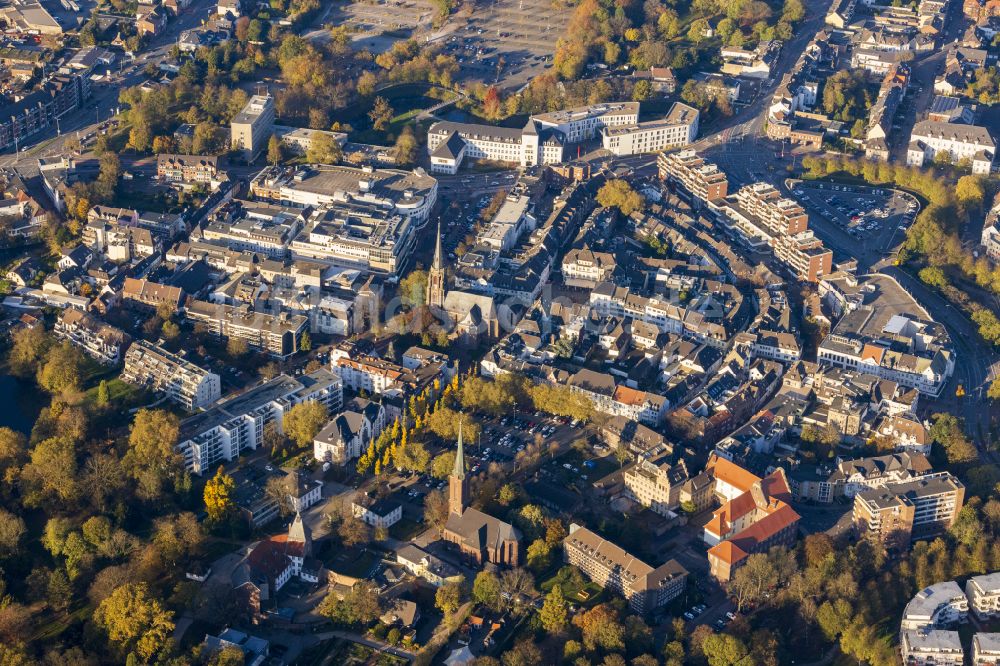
(789, 180, 920, 255)
(327, 0, 440, 45)
(436, 181, 516, 260)
(441, 0, 572, 85)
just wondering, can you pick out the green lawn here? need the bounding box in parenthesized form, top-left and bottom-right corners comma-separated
(389, 517, 424, 541)
(540, 567, 604, 606)
(30, 604, 92, 642)
(84, 376, 148, 407)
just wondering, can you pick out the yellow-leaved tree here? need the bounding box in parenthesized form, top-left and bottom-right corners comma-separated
(94, 582, 174, 661)
(203, 465, 235, 524)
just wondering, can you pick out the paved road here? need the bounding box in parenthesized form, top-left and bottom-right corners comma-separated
(0, 0, 217, 171)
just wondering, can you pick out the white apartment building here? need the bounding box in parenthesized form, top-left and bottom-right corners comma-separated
(601, 103, 699, 156)
(200, 208, 303, 259)
(230, 94, 275, 161)
(53, 308, 129, 366)
(532, 102, 639, 143)
(983, 222, 1000, 263)
(974, 634, 1000, 666)
(901, 580, 969, 630)
(426, 102, 640, 172)
(334, 355, 406, 395)
(121, 339, 221, 410)
(479, 194, 535, 252)
(900, 630, 964, 666)
(907, 120, 995, 174)
(967, 573, 1000, 619)
(176, 369, 342, 474)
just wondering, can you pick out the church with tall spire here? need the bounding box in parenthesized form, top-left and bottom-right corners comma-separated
(426, 221, 446, 310)
(441, 420, 521, 566)
(448, 421, 468, 515)
(424, 220, 501, 340)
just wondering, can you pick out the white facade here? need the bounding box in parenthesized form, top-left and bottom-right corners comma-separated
(122, 340, 221, 410)
(900, 630, 964, 666)
(532, 102, 639, 143)
(352, 500, 402, 528)
(176, 369, 342, 474)
(907, 120, 995, 174)
(601, 103, 699, 156)
(968, 573, 1000, 619)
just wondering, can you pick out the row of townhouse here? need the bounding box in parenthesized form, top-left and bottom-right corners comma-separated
(566, 367, 669, 426)
(589, 281, 737, 349)
(789, 451, 933, 503)
(53, 308, 130, 365)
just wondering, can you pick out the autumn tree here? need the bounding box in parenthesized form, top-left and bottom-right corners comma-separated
(596, 180, 644, 216)
(204, 466, 235, 524)
(0, 427, 28, 474)
(929, 412, 978, 465)
(369, 96, 394, 131)
(0, 509, 26, 558)
(319, 580, 382, 625)
(435, 578, 463, 613)
(226, 337, 248, 358)
(473, 570, 502, 610)
(94, 583, 174, 661)
(483, 86, 502, 120)
(989, 377, 1000, 400)
(356, 71, 377, 97)
(424, 489, 450, 532)
(702, 633, 753, 666)
(573, 603, 624, 651)
(283, 401, 329, 448)
(425, 406, 481, 442)
(37, 342, 83, 395)
(305, 131, 342, 164)
(729, 553, 778, 611)
(539, 584, 568, 633)
(267, 134, 284, 166)
(393, 124, 419, 166)
(956, 175, 986, 211)
(431, 451, 457, 479)
(126, 409, 181, 501)
(8, 325, 49, 376)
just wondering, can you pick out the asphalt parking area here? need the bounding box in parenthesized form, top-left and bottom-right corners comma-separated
(790, 180, 920, 252)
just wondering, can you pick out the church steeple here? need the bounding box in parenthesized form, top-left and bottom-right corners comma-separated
(449, 420, 467, 515)
(427, 220, 446, 309)
(432, 219, 444, 271)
